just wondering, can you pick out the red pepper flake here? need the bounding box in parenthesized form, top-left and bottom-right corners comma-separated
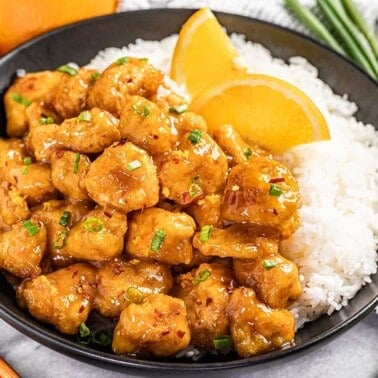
(177, 330, 185, 339)
(269, 178, 285, 183)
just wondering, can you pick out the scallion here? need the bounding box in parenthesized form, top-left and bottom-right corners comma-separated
(83, 217, 103, 233)
(199, 225, 212, 242)
(188, 129, 202, 144)
(150, 229, 166, 252)
(23, 220, 40, 236)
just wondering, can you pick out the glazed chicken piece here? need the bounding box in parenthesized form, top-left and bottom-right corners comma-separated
(64, 207, 127, 261)
(186, 194, 223, 227)
(4, 71, 62, 136)
(174, 263, 236, 349)
(94, 258, 173, 317)
(159, 131, 228, 206)
(222, 156, 300, 239)
(52, 67, 97, 119)
(55, 107, 120, 154)
(3, 162, 57, 206)
(85, 142, 159, 213)
(88, 57, 163, 117)
(0, 184, 30, 226)
(212, 124, 266, 166)
(126, 207, 196, 265)
(193, 224, 279, 259)
(25, 102, 61, 132)
(119, 95, 177, 157)
(112, 293, 190, 357)
(31, 200, 92, 268)
(234, 254, 302, 309)
(228, 287, 295, 357)
(0, 220, 46, 278)
(17, 263, 97, 334)
(50, 150, 91, 201)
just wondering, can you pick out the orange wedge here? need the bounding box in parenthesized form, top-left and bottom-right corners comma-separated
(170, 7, 246, 100)
(190, 74, 330, 153)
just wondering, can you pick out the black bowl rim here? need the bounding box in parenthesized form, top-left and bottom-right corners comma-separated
(0, 8, 377, 372)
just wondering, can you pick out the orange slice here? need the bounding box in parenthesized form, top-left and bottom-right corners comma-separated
(170, 7, 246, 100)
(190, 74, 330, 153)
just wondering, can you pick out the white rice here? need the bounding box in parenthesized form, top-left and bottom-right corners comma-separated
(87, 34, 378, 328)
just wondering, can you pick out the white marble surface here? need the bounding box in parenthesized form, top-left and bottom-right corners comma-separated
(1, 1, 377, 377)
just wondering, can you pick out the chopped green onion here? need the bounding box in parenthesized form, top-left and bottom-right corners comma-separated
(39, 116, 54, 125)
(243, 148, 253, 160)
(79, 322, 91, 338)
(189, 175, 202, 197)
(213, 335, 233, 350)
(77, 110, 91, 122)
(23, 220, 40, 236)
(91, 72, 101, 81)
(131, 103, 150, 117)
(126, 159, 142, 171)
(188, 129, 202, 144)
(23, 156, 32, 165)
(59, 211, 71, 227)
(199, 225, 212, 242)
(83, 217, 103, 233)
(169, 104, 188, 114)
(192, 269, 211, 284)
(126, 286, 144, 304)
(11, 93, 32, 107)
(73, 152, 80, 174)
(116, 56, 128, 65)
(52, 230, 68, 249)
(57, 65, 78, 76)
(269, 184, 282, 197)
(91, 330, 112, 348)
(150, 229, 166, 252)
(262, 259, 277, 270)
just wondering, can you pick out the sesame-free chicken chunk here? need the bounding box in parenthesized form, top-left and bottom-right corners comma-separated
(85, 142, 159, 213)
(64, 207, 127, 262)
(126, 207, 196, 265)
(55, 107, 120, 154)
(193, 224, 279, 259)
(4, 71, 62, 136)
(228, 287, 295, 357)
(159, 131, 228, 206)
(234, 254, 302, 309)
(94, 258, 173, 317)
(53, 68, 97, 119)
(174, 263, 236, 349)
(17, 263, 97, 334)
(119, 96, 177, 157)
(112, 294, 190, 357)
(222, 156, 300, 238)
(51, 150, 91, 201)
(0, 184, 29, 226)
(0, 220, 46, 278)
(88, 57, 163, 117)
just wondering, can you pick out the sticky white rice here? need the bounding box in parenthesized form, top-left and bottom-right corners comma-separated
(87, 34, 378, 329)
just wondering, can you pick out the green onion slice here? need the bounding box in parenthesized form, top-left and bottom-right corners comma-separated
(189, 175, 203, 197)
(126, 159, 142, 171)
(57, 65, 78, 76)
(73, 152, 80, 174)
(192, 269, 211, 284)
(126, 286, 144, 304)
(52, 230, 68, 250)
(83, 217, 103, 233)
(39, 116, 54, 125)
(199, 225, 212, 242)
(116, 56, 128, 65)
(131, 103, 150, 117)
(150, 229, 166, 252)
(23, 220, 40, 236)
(59, 211, 71, 227)
(11, 93, 32, 107)
(188, 129, 202, 144)
(78, 110, 91, 122)
(213, 335, 233, 350)
(91, 72, 101, 81)
(169, 104, 188, 114)
(269, 184, 282, 197)
(23, 156, 32, 165)
(243, 148, 253, 160)
(262, 259, 277, 270)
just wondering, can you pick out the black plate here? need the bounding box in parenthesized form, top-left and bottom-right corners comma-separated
(0, 9, 377, 373)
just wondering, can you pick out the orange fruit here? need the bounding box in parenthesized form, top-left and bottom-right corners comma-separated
(170, 7, 246, 100)
(190, 74, 330, 153)
(0, 0, 118, 55)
